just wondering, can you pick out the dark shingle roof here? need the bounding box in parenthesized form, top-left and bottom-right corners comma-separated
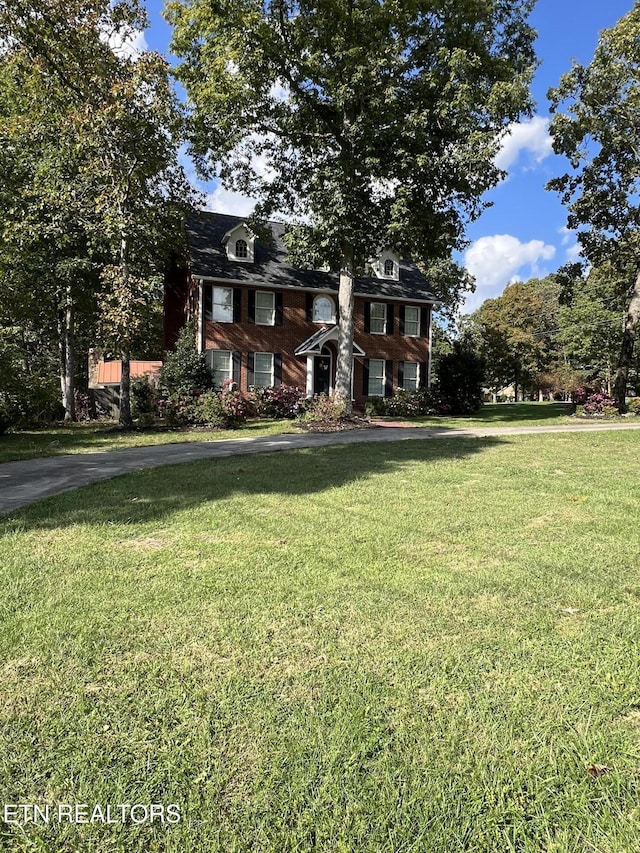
(187, 211, 437, 303)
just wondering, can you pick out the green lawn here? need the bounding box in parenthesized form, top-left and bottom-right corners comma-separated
(0, 403, 578, 464)
(2, 431, 640, 850)
(0, 418, 295, 464)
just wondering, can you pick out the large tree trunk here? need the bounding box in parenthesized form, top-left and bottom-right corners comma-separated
(58, 288, 76, 421)
(119, 351, 132, 428)
(335, 243, 355, 414)
(613, 269, 640, 412)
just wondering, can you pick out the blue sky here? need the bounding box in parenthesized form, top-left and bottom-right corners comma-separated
(141, 0, 635, 314)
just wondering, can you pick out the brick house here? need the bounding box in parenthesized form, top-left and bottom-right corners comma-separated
(164, 211, 437, 410)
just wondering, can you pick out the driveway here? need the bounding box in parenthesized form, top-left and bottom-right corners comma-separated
(1, 421, 639, 516)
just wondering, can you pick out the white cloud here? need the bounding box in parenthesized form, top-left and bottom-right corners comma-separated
(203, 185, 259, 217)
(100, 24, 148, 58)
(558, 226, 582, 262)
(462, 234, 556, 312)
(495, 116, 553, 174)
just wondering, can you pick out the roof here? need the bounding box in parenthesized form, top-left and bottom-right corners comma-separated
(97, 360, 162, 386)
(186, 210, 437, 303)
(294, 325, 366, 357)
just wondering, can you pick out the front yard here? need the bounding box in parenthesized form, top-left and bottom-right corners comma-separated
(0, 402, 579, 464)
(1, 430, 639, 851)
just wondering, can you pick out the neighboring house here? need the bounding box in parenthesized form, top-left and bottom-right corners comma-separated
(88, 349, 162, 416)
(164, 211, 438, 409)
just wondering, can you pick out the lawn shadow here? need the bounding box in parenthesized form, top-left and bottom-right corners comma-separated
(469, 403, 574, 423)
(2, 436, 505, 533)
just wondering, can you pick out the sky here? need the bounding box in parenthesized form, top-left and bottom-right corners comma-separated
(140, 0, 636, 315)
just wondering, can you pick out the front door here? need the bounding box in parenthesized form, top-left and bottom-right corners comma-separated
(313, 355, 331, 395)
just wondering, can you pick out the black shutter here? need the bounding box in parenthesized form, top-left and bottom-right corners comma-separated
(247, 352, 255, 388)
(398, 361, 404, 390)
(306, 293, 314, 321)
(232, 351, 241, 386)
(274, 353, 282, 386)
(384, 360, 394, 397)
(364, 302, 371, 333)
(420, 306, 429, 338)
(419, 361, 428, 389)
(363, 359, 370, 395)
(204, 285, 213, 321)
(275, 292, 283, 325)
(398, 305, 405, 336)
(233, 288, 242, 323)
(248, 290, 255, 324)
(386, 304, 394, 335)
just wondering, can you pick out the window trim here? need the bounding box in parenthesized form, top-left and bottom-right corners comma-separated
(368, 358, 385, 397)
(403, 305, 420, 337)
(212, 286, 234, 323)
(370, 302, 387, 335)
(312, 295, 336, 324)
(401, 361, 419, 392)
(208, 349, 233, 386)
(255, 290, 276, 326)
(235, 238, 248, 259)
(383, 258, 394, 277)
(253, 352, 274, 388)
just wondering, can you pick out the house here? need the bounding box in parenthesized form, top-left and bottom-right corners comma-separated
(164, 211, 437, 410)
(88, 349, 162, 416)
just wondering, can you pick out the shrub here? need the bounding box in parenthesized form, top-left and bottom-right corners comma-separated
(365, 388, 451, 418)
(193, 381, 249, 429)
(626, 397, 640, 415)
(131, 376, 158, 427)
(250, 384, 305, 419)
(73, 389, 95, 422)
(303, 393, 347, 423)
(436, 342, 485, 415)
(575, 391, 618, 416)
(160, 322, 212, 397)
(157, 394, 199, 427)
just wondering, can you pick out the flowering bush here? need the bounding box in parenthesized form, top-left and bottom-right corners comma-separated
(250, 384, 305, 419)
(157, 394, 199, 426)
(216, 379, 249, 427)
(574, 389, 618, 417)
(302, 393, 347, 423)
(365, 388, 451, 418)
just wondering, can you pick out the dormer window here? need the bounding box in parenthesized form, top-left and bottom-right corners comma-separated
(235, 239, 248, 259)
(384, 259, 394, 277)
(312, 295, 335, 323)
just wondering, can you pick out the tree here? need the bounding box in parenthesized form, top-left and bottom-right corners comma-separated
(547, 3, 640, 410)
(556, 263, 626, 395)
(437, 340, 485, 414)
(167, 0, 537, 411)
(0, 0, 197, 427)
(469, 278, 560, 400)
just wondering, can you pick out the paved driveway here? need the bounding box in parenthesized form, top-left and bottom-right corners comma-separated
(1, 421, 639, 516)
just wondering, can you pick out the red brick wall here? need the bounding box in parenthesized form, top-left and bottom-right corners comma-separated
(199, 283, 431, 409)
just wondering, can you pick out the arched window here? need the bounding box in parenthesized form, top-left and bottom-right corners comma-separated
(313, 295, 335, 323)
(383, 258, 394, 277)
(235, 239, 248, 259)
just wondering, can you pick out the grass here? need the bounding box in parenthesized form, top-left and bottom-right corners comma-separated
(0, 418, 295, 464)
(1, 430, 640, 851)
(0, 403, 580, 465)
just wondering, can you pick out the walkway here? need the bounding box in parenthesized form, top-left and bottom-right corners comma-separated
(1, 421, 639, 516)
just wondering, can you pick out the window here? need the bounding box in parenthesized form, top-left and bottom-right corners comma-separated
(209, 350, 232, 386)
(253, 352, 274, 388)
(383, 258, 394, 277)
(212, 286, 233, 323)
(313, 295, 335, 323)
(368, 359, 385, 396)
(404, 306, 420, 337)
(235, 239, 248, 258)
(402, 361, 419, 392)
(255, 290, 275, 325)
(370, 302, 387, 334)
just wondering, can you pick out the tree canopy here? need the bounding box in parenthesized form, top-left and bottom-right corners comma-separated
(547, 2, 640, 408)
